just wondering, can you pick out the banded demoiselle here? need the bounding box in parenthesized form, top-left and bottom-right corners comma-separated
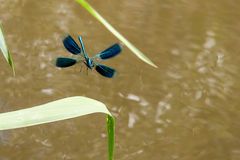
(55, 35, 122, 78)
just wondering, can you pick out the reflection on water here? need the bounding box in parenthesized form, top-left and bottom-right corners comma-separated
(1, 0, 240, 160)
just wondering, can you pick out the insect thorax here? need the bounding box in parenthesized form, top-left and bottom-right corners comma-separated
(86, 58, 94, 69)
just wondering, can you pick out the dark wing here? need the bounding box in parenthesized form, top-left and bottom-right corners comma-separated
(63, 35, 81, 55)
(95, 64, 116, 78)
(95, 43, 122, 60)
(55, 57, 77, 68)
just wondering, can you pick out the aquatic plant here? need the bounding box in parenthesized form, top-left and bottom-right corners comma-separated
(0, 97, 115, 160)
(0, 22, 15, 75)
(75, 0, 158, 68)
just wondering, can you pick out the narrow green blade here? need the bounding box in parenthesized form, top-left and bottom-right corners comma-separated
(0, 22, 15, 75)
(0, 96, 115, 160)
(75, 0, 158, 68)
(107, 115, 115, 160)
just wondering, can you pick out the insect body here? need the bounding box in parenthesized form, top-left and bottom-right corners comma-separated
(55, 35, 122, 78)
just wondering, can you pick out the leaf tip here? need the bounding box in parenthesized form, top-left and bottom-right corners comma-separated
(150, 63, 158, 68)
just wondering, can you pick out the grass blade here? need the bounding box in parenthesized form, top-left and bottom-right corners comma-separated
(107, 115, 115, 160)
(75, 0, 158, 68)
(0, 22, 15, 75)
(0, 96, 115, 160)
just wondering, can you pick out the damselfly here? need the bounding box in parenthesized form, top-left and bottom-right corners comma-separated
(55, 35, 122, 78)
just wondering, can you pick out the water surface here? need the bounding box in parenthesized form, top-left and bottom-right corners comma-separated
(0, 0, 240, 160)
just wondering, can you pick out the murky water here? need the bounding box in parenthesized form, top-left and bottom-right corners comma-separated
(0, 0, 240, 159)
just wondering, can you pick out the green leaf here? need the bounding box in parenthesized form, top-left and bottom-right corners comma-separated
(0, 96, 115, 160)
(0, 22, 15, 75)
(75, 0, 158, 68)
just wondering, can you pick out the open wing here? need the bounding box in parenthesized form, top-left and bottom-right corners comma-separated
(95, 64, 116, 78)
(63, 35, 81, 55)
(55, 57, 78, 68)
(95, 43, 122, 60)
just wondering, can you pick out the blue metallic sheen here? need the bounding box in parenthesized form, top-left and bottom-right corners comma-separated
(96, 43, 122, 60)
(95, 64, 116, 78)
(63, 35, 81, 55)
(55, 57, 77, 68)
(57, 35, 122, 78)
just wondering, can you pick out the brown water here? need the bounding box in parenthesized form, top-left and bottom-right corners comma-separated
(0, 0, 240, 159)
